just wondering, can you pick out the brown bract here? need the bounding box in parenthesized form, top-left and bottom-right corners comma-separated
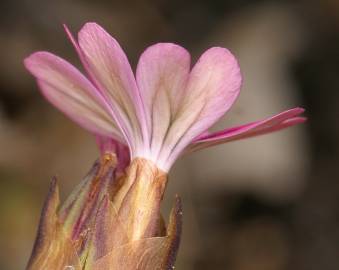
(26, 154, 182, 270)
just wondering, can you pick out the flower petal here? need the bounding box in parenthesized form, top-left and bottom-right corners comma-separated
(24, 51, 123, 141)
(159, 47, 242, 170)
(188, 108, 306, 152)
(136, 43, 191, 161)
(77, 23, 147, 155)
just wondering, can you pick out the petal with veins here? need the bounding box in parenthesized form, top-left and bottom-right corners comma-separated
(24, 52, 124, 141)
(159, 47, 242, 170)
(136, 43, 191, 161)
(77, 23, 147, 155)
(188, 108, 306, 152)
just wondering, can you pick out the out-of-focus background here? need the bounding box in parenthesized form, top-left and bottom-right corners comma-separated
(0, 0, 338, 269)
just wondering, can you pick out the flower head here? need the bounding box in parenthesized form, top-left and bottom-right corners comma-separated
(24, 23, 306, 270)
(24, 22, 305, 172)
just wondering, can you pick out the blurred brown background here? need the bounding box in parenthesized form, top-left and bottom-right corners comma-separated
(0, 0, 338, 269)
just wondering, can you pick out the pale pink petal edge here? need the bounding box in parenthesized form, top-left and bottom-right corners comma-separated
(24, 51, 121, 139)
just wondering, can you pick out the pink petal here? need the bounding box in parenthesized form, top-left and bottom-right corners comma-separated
(77, 23, 147, 156)
(160, 47, 242, 170)
(24, 52, 124, 141)
(188, 108, 306, 152)
(136, 43, 191, 160)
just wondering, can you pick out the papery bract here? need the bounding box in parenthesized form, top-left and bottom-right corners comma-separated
(27, 154, 181, 270)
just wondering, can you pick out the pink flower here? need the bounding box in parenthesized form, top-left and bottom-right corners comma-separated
(24, 22, 305, 172)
